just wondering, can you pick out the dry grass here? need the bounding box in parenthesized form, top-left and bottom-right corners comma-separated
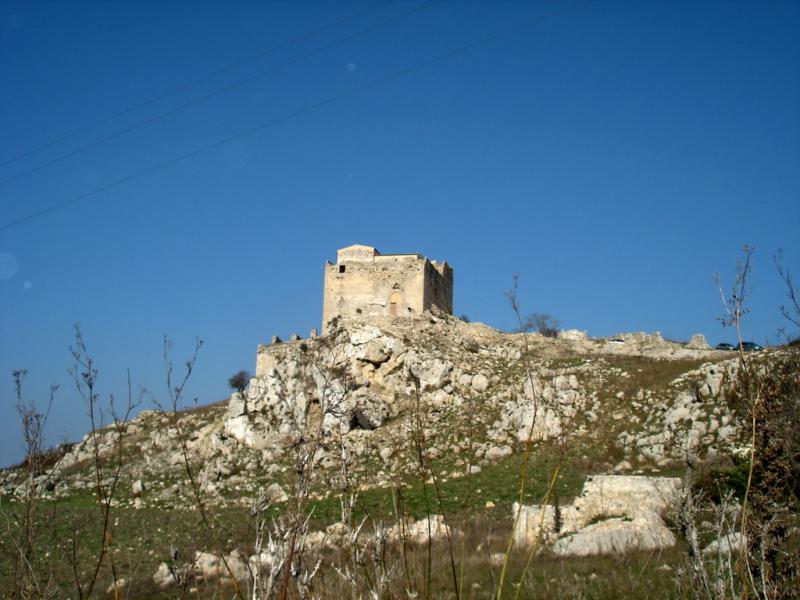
(0, 491, 688, 599)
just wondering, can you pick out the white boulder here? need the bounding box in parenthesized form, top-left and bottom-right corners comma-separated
(387, 515, 460, 544)
(558, 329, 588, 341)
(513, 475, 682, 555)
(471, 373, 490, 393)
(572, 475, 682, 523)
(551, 511, 676, 557)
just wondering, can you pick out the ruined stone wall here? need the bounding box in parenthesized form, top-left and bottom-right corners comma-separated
(321, 245, 453, 334)
(425, 261, 453, 314)
(322, 256, 426, 333)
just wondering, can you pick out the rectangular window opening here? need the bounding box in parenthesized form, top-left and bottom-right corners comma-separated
(338, 265, 346, 273)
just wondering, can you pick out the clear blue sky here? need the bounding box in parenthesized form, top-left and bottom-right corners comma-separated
(1, 1, 798, 466)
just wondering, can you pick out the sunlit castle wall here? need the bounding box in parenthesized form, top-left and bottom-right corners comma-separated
(321, 245, 453, 334)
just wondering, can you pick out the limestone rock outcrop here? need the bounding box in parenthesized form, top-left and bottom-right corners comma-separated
(220, 314, 741, 472)
(687, 333, 711, 349)
(3, 312, 751, 512)
(551, 512, 676, 557)
(513, 475, 682, 556)
(387, 515, 461, 544)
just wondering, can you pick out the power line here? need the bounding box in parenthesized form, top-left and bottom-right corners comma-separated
(0, 0, 393, 169)
(0, 1, 439, 189)
(0, 2, 587, 233)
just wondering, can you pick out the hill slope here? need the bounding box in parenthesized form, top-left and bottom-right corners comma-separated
(3, 314, 773, 599)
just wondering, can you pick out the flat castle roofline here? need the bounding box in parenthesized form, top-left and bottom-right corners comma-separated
(375, 252, 424, 258)
(333, 252, 425, 263)
(333, 245, 446, 265)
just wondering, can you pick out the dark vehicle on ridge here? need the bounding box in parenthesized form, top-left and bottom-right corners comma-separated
(739, 341, 764, 352)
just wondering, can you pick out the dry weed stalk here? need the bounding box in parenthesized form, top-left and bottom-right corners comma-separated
(333, 517, 398, 599)
(250, 491, 285, 600)
(683, 245, 800, 599)
(496, 273, 561, 599)
(272, 327, 356, 600)
(155, 325, 391, 599)
(68, 325, 139, 600)
(674, 457, 742, 599)
(773, 249, 800, 339)
(249, 497, 320, 600)
(240, 325, 362, 599)
(714, 247, 765, 597)
(408, 373, 460, 600)
(6, 369, 59, 600)
(154, 335, 249, 599)
(6, 327, 140, 599)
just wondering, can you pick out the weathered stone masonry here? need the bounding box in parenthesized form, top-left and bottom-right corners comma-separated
(321, 244, 453, 334)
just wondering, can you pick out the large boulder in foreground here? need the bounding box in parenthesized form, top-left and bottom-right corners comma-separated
(551, 511, 675, 557)
(572, 474, 682, 521)
(513, 475, 682, 556)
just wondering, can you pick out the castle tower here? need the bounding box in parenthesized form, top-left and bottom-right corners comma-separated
(321, 244, 453, 334)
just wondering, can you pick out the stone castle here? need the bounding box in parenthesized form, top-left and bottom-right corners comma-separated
(321, 244, 453, 334)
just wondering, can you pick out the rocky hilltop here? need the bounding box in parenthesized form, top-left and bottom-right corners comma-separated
(3, 313, 745, 508)
(6, 312, 789, 597)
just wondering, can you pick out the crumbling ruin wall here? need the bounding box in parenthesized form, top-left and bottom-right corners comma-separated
(321, 245, 452, 334)
(425, 260, 453, 314)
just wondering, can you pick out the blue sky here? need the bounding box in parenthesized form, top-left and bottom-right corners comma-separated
(0, 0, 798, 466)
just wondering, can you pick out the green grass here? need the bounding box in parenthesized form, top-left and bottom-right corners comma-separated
(0, 447, 606, 598)
(1, 345, 735, 598)
(301, 449, 588, 524)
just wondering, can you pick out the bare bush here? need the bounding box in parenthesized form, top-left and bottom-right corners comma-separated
(678, 246, 800, 599)
(518, 312, 560, 338)
(774, 249, 800, 342)
(6, 370, 59, 600)
(67, 325, 139, 599)
(727, 348, 799, 599)
(496, 274, 562, 599)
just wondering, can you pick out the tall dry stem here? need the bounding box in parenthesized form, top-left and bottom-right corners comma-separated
(68, 325, 138, 599)
(7, 369, 59, 600)
(496, 273, 557, 599)
(156, 335, 247, 600)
